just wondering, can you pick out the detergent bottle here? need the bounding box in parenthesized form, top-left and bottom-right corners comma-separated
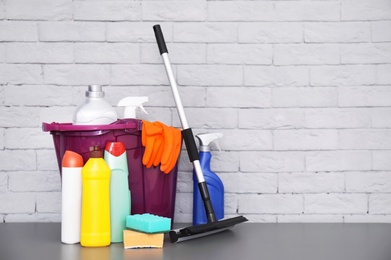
(104, 142, 130, 243)
(73, 85, 117, 125)
(61, 150, 83, 244)
(193, 133, 224, 226)
(81, 145, 111, 247)
(117, 96, 148, 118)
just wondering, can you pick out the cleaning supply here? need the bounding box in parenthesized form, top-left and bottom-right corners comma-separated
(104, 141, 130, 243)
(193, 133, 224, 226)
(141, 120, 182, 174)
(153, 24, 247, 243)
(61, 150, 83, 244)
(123, 229, 164, 249)
(126, 214, 171, 233)
(117, 96, 148, 119)
(73, 85, 117, 125)
(81, 145, 111, 247)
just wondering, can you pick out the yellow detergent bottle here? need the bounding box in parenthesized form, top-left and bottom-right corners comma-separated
(81, 145, 111, 247)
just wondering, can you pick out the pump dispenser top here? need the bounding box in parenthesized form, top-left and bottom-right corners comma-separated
(196, 133, 223, 152)
(117, 96, 148, 119)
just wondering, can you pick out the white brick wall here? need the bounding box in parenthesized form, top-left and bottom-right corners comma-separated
(0, 0, 390, 224)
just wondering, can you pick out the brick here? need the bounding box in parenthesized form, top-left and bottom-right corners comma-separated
(223, 172, 277, 193)
(306, 151, 372, 172)
(0, 150, 36, 171)
(279, 172, 344, 193)
(340, 130, 391, 150)
(304, 108, 371, 128)
(207, 44, 272, 65)
(173, 192, 192, 216)
(6, 43, 73, 64)
(373, 151, 391, 170)
(274, 44, 340, 65)
(5, 85, 73, 106)
(74, 43, 140, 64)
(275, 1, 340, 21)
(0, 43, 4, 62)
(239, 194, 304, 214)
(9, 171, 60, 192)
(304, 22, 370, 43)
(0, 193, 35, 214)
(274, 130, 339, 150)
(0, 107, 41, 127)
(36, 192, 61, 213)
(173, 108, 238, 129)
(107, 22, 173, 42)
(0, 64, 43, 85)
(143, 1, 206, 21)
(341, 43, 391, 64)
(342, 0, 391, 21)
(6, 0, 72, 20)
(44, 65, 110, 85)
(5, 213, 61, 223)
(239, 22, 303, 43)
(272, 87, 338, 108)
(372, 21, 391, 42)
(73, 1, 141, 21)
(141, 43, 206, 64)
(178, 65, 242, 86)
(174, 23, 237, 43)
(305, 194, 368, 214)
(239, 108, 304, 129)
(346, 172, 391, 193)
(36, 150, 60, 172)
(111, 64, 169, 85)
(208, 1, 274, 21)
(0, 172, 7, 193)
(207, 87, 271, 108)
(40, 106, 76, 124)
(371, 108, 391, 128)
(344, 215, 391, 223)
(240, 151, 305, 173)
(5, 128, 52, 149)
(217, 129, 273, 151)
(369, 194, 391, 214)
(0, 128, 4, 150)
(310, 65, 377, 86)
(245, 66, 309, 87)
(339, 86, 391, 107)
(39, 21, 106, 42)
(377, 65, 391, 85)
(278, 215, 343, 223)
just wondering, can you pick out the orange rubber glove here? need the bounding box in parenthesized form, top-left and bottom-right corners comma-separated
(141, 120, 182, 174)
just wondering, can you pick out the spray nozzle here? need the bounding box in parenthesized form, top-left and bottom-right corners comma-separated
(117, 96, 148, 119)
(195, 133, 223, 152)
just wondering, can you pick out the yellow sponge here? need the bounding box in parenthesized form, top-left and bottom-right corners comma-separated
(123, 229, 164, 249)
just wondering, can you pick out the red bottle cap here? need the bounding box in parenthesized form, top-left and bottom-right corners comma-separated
(105, 142, 126, 157)
(62, 150, 84, 167)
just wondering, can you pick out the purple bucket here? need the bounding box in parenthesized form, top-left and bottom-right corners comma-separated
(42, 119, 179, 220)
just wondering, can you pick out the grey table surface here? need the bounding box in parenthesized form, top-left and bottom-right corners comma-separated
(0, 222, 391, 260)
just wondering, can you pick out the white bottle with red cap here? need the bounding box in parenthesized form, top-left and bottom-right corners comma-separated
(104, 142, 130, 243)
(61, 150, 84, 244)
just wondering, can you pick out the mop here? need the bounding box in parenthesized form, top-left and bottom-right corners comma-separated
(153, 24, 248, 243)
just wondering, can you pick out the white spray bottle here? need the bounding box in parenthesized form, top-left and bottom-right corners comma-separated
(117, 96, 148, 119)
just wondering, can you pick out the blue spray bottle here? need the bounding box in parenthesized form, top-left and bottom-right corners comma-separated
(193, 133, 224, 226)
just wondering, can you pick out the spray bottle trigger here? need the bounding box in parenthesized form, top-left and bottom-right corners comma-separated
(139, 104, 148, 115)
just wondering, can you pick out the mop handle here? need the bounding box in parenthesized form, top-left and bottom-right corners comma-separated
(153, 24, 217, 223)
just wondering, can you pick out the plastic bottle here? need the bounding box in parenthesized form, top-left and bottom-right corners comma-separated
(117, 96, 148, 118)
(61, 150, 83, 244)
(193, 133, 224, 226)
(73, 85, 117, 125)
(81, 145, 111, 247)
(104, 142, 130, 243)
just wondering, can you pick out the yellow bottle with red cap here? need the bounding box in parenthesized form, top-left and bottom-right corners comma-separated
(80, 145, 111, 247)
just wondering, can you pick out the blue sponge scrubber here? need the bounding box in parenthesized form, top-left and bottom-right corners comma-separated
(126, 213, 171, 233)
